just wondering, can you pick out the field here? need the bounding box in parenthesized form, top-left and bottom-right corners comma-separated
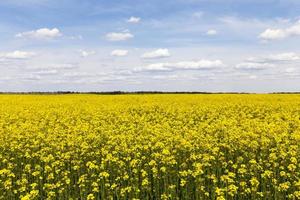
(0, 94, 300, 200)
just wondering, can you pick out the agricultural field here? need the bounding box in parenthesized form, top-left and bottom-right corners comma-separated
(0, 94, 300, 200)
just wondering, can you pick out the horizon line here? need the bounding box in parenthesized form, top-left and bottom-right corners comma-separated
(1, 91, 300, 95)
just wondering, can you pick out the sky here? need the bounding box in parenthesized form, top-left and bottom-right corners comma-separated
(0, 0, 300, 92)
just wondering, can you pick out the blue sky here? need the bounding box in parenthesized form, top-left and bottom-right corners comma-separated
(0, 0, 300, 92)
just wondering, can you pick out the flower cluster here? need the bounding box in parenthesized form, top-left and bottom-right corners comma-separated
(0, 94, 300, 199)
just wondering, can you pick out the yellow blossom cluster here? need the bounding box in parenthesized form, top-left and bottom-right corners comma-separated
(0, 94, 300, 199)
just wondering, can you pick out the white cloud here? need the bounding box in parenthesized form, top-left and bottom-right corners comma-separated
(138, 63, 171, 72)
(235, 62, 274, 70)
(16, 28, 62, 40)
(287, 22, 300, 35)
(127, 16, 141, 23)
(247, 52, 300, 62)
(219, 16, 268, 31)
(105, 32, 134, 41)
(275, 17, 291, 24)
(0, 76, 13, 81)
(259, 20, 300, 40)
(237, 52, 300, 72)
(33, 70, 58, 75)
(79, 50, 96, 57)
(28, 63, 78, 71)
(49, 63, 78, 70)
(21, 74, 42, 81)
(259, 29, 286, 40)
(285, 67, 296, 73)
(0, 50, 36, 59)
(111, 49, 128, 57)
(249, 75, 258, 79)
(137, 59, 224, 72)
(193, 12, 204, 18)
(267, 52, 300, 61)
(152, 74, 181, 80)
(141, 49, 171, 59)
(63, 72, 96, 78)
(206, 29, 217, 35)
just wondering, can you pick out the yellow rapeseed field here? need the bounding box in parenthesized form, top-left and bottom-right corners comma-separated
(0, 94, 300, 200)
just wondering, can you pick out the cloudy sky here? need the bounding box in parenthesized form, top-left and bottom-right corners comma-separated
(0, 0, 300, 92)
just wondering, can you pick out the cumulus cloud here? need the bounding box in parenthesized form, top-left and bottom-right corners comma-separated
(266, 52, 300, 61)
(141, 49, 171, 59)
(137, 63, 171, 72)
(285, 67, 296, 73)
(249, 75, 258, 79)
(0, 50, 36, 59)
(206, 29, 217, 35)
(111, 49, 128, 57)
(27, 63, 78, 71)
(236, 52, 300, 72)
(127, 16, 141, 23)
(33, 70, 58, 75)
(106, 32, 134, 41)
(235, 62, 275, 70)
(16, 28, 62, 40)
(137, 59, 224, 72)
(247, 52, 300, 63)
(79, 50, 96, 57)
(259, 29, 286, 40)
(259, 20, 300, 40)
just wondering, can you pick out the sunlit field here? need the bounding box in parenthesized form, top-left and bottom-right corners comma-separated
(1, 94, 300, 200)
